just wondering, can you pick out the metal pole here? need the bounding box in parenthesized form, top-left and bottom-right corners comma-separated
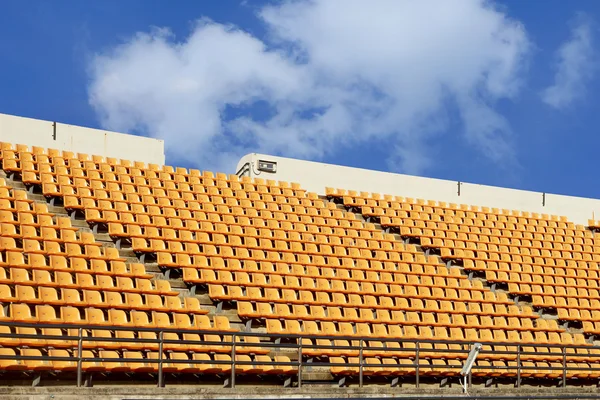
(76, 327, 83, 387)
(297, 338, 303, 388)
(415, 342, 420, 388)
(468, 369, 472, 388)
(562, 346, 566, 388)
(230, 334, 236, 389)
(359, 339, 364, 388)
(157, 331, 164, 388)
(516, 345, 521, 388)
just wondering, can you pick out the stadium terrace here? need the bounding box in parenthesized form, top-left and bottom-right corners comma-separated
(1, 113, 600, 399)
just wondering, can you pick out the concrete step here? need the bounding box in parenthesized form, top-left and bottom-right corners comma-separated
(8, 181, 26, 190)
(567, 327, 584, 334)
(195, 294, 214, 306)
(270, 349, 299, 358)
(119, 248, 137, 258)
(229, 322, 246, 331)
(27, 193, 46, 202)
(143, 263, 162, 273)
(93, 234, 112, 244)
(70, 219, 90, 229)
(47, 204, 68, 214)
(540, 313, 559, 320)
(166, 280, 187, 289)
(96, 240, 116, 248)
(300, 371, 333, 381)
(201, 305, 217, 314)
(148, 272, 164, 280)
(216, 310, 242, 322)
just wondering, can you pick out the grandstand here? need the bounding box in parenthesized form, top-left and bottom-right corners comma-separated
(1, 113, 600, 399)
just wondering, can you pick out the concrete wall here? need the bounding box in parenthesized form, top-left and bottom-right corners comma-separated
(2, 385, 598, 400)
(236, 153, 600, 225)
(0, 113, 165, 165)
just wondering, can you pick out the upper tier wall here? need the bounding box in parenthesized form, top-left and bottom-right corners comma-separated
(0, 113, 165, 165)
(236, 153, 600, 225)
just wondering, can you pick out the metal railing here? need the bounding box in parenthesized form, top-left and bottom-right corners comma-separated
(0, 320, 599, 388)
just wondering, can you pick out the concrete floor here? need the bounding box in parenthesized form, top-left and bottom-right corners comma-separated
(0, 385, 599, 400)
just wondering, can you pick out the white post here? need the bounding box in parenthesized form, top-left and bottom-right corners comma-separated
(461, 343, 482, 393)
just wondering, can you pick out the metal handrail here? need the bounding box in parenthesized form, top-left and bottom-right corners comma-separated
(1, 320, 600, 388)
(2, 319, 596, 349)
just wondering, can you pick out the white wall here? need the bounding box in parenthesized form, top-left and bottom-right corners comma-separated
(459, 183, 544, 213)
(237, 153, 600, 225)
(0, 113, 165, 165)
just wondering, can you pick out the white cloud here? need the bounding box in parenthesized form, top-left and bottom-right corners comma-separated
(88, 0, 530, 174)
(541, 14, 596, 109)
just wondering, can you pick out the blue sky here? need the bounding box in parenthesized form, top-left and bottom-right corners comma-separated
(1, 0, 599, 199)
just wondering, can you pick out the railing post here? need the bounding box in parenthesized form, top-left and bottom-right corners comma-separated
(359, 339, 364, 388)
(468, 369, 472, 389)
(297, 337, 303, 388)
(415, 341, 420, 389)
(516, 345, 521, 388)
(230, 333, 236, 389)
(562, 346, 567, 388)
(461, 342, 482, 390)
(157, 331, 164, 388)
(76, 327, 83, 387)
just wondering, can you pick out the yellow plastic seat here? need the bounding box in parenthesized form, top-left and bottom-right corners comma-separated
(0, 348, 26, 370)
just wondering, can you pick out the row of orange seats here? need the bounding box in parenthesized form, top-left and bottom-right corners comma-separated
(181, 267, 466, 290)
(267, 322, 589, 351)
(239, 302, 549, 329)
(532, 295, 600, 312)
(184, 269, 476, 295)
(26, 167, 306, 196)
(422, 236, 599, 255)
(112, 223, 397, 248)
(0, 251, 150, 278)
(419, 227, 593, 244)
(0, 282, 199, 314)
(332, 188, 568, 221)
(467, 259, 600, 276)
(59, 184, 320, 208)
(442, 248, 598, 264)
(84, 207, 367, 231)
(207, 285, 520, 312)
(162, 252, 451, 275)
(508, 283, 600, 299)
(396, 219, 581, 238)
(330, 357, 595, 379)
(2, 304, 222, 330)
(0, 276, 175, 299)
(0, 348, 294, 375)
(361, 204, 569, 225)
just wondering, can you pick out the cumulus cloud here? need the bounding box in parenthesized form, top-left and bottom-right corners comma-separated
(541, 14, 596, 109)
(88, 0, 530, 173)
